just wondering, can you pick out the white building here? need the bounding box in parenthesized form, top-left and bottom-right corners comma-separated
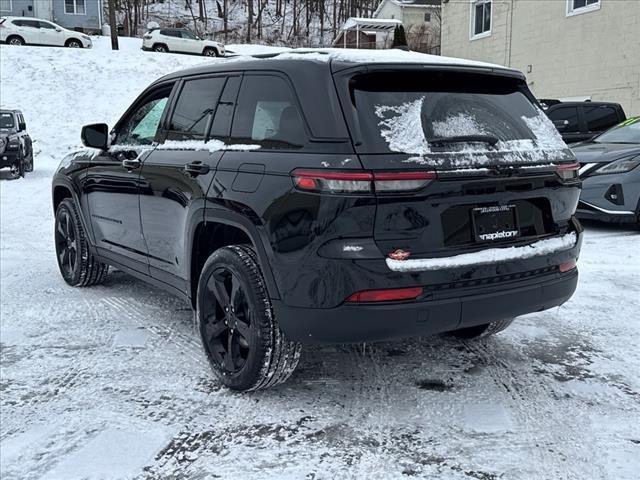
(372, 0, 442, 53)
(440, 0, 640, 115)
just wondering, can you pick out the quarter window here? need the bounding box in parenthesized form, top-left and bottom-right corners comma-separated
(584, 106, 618, 132)
(566, 0, 600, 16)
(231, 75, 306, 149)
(115, 88, 172, 146)
(168, 77, 226, 140)
(65, 0, 86, 14)
(471, 0, 491, 39)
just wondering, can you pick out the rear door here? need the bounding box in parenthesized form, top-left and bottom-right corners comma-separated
(583, 104, 623, 139)
(547, 105, 582, 143)
(139, 74, 238, 290)
(16, 19, 42, 44)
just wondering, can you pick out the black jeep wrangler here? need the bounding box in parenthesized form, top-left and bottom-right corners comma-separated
(1, 109, 34, 178)
(52, 51, 583, 391)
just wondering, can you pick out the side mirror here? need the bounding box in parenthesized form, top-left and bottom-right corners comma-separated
(18, 122, 26, 131)
(81, 123, 109, 149)
(55, 28, 62, 32)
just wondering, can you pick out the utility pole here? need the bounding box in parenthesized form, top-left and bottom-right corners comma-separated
(108, 0, 119, 50)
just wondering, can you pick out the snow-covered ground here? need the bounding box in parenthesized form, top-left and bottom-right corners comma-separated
(1, 39, 640, 480)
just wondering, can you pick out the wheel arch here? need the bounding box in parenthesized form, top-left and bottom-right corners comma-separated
(52, 179, 97, 247)
(65, 38, 83, 47)
(6, 34, 25, 44)
(188, 211, 281, 309)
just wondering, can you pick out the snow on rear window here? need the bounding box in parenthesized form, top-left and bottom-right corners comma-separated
(432, 112, 488, 138)
(374, 97, 430, 155)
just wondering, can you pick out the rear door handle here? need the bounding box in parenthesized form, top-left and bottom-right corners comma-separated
(184, 161, 210, 177)
(122, 158, 141, 170)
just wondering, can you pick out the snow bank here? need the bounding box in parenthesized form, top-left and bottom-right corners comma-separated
(386, 232, 577, 272)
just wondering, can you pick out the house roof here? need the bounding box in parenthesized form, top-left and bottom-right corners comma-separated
(341, 17, 403, 32)
(373, 0, 441, 18)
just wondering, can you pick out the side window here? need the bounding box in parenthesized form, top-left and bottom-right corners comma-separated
(23, 20, 41, 29)
(180, 30, 197, 40)
(12, 20, 24, 27)
(115, 87, 172, 146)
(231, 75, 306, 149)
(39, 21, 56, 30)
(548, 107, 579, 133)
(167, 77, 226, 140)
(585, 106, 619, 132)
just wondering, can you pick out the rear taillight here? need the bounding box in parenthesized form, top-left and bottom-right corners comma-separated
(0, 19, 5, 27)
(291, 169, 436, 193)
(559, 260, 577, 273)
(345, 287, 424, 303)
(556, 162, 580, 181)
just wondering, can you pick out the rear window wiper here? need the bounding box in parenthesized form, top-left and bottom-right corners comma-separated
(427, 135, 500, 147)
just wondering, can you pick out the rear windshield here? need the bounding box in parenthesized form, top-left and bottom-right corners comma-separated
(349, 72, 567, 161)
(0, 112, 15, 129)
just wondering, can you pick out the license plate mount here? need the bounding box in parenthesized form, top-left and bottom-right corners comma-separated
(471, 205, 520, 242)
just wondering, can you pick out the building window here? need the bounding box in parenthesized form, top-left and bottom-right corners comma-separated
(470, 0, 491, 40)
(424, 12, 431, 22)
(566, 0, 601, 16)
(65, 0, 86, 15)
(0, 0, 12, 13)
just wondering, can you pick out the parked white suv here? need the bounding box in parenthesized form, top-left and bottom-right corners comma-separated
(0, 17, 92, 48)
(142, 28, 224, 57)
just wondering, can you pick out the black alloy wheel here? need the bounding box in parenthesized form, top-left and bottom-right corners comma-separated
(197, 245, 301, 391)
(55, 207, 79, 279)
(54, 199, 108, 286)
(201, 267, 253, 373)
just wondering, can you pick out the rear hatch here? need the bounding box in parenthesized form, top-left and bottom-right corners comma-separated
(333, 67, 579, 257)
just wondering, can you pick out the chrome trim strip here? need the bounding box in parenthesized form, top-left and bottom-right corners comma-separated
(578, 201, 634, 215)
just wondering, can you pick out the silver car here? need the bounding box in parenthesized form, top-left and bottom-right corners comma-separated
(573, 116, 640, 226)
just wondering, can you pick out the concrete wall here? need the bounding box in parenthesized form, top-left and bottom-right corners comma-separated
(441, 0, 640, 115)
(1, 0, 35, 17)
(53, 0, 102, 31)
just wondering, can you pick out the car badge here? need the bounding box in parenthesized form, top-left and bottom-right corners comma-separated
(388, 249, 411, 261)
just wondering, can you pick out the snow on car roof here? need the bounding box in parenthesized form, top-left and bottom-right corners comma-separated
(256, 47, 508, 70)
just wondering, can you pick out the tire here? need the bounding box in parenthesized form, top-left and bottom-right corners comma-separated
(203, 47, 219, 57)
(66, 39, 82, 48)
(448, 318, 515, 339)
(153, 43, 168, 53)
(7, 35, 24, 46)
(54, 198, 108, 287)
(25, 153, 34, 172)
(197, 245, 301, 391)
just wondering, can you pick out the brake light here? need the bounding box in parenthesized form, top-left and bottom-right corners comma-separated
(291, 169, 436, 193)
(346, 287, 423, 303)
(556, 162, 580, 181)
(559, 260, 577, 273)
(292, 170, 373, 193)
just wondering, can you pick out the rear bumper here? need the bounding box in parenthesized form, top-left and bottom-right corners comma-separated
(274, 268, 578, 344)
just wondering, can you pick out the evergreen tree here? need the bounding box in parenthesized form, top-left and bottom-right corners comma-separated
(392, 24, 408, 49)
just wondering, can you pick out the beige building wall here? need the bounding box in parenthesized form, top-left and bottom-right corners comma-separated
(441, 0, 640, 115)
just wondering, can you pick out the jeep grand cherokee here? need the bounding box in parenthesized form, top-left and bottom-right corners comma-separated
(52, 50, 583, 391)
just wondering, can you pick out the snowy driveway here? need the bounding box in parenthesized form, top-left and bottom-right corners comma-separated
(2, 40, 640, 479)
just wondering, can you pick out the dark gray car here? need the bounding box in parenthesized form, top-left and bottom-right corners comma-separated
(573, 116, 640, 225)
(0, 109, 33, 178)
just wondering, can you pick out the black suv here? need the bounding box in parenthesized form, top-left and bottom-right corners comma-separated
(1, 109, 33, 178)
(545, 101, 626, 144)
(52, 52, 583, 391)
